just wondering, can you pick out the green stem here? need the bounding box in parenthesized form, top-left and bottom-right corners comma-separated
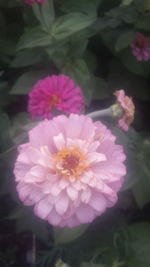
(87, 107, 112, 119)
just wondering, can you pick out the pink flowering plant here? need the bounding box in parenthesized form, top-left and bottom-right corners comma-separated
(114, 90, 135, 131)
(0, 0, 150, 266)
(28, 75, 84, 119)
(14, 114, 126, 227)
(131, 32, 150, 61)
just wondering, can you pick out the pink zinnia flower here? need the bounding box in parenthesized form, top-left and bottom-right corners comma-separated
(14, 114, 126, 227)
(114, 90, 135, 131)
(25, 0, 45, 4)
(28, 75, 84, 119)
(131, 32, 150, 61)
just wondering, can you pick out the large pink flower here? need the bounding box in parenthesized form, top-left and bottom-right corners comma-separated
(114, 90, 135, 131)
(28, 75, 84, 119)
(14, 114, 126, 227)
(131, 32, 150, 61)
(25, 0, 45, 4)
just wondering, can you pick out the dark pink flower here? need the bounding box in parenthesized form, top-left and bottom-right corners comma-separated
(114, 90, 135, 131)
(28, 75, 85, 119)
(25, 0, 45, 4)
(131, 32, 150, 61)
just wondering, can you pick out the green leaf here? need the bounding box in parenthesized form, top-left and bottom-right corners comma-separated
(0, 113, 11, 150)
(107, 59, 150, 100)
(136, 14, 150, 30)
(119, 6, 138, 24)
(69, 37, 88, 58)
(32, 1, 55, 31)
(32, 3, 44, 26)
(17, 27, 53, 50)
(11, 49, 44, 67)
(51, 13, 95, 41)
(41, 0, 55, 29)
(84, 51, 97, 72)
(9, 112, 38, 145)
(10, 70, 50, 95)
(127, 223, 150, 267)
(53, 224, 88, 245)
(62, 59, 93, 105)
(46, 45, 69, 69)
(61, 0, 100, 18)
(111, 126, 142, 191)
(92, 78, 111, 99)
(115, 30, 135, 51)
(129, 222, 150, 241)
(134, 0, 145, 12)
(121, 0, 133, 5)
(100, 29, 120, 54)
(132, 175, 150, 208)
(0, 80, 11, 108)
(132, 140, 150, 208)
(121, 49, 150, 78)
(93, 17, 122, 31)
(55, 259, 70, 267)
(46, 31, 89, 69)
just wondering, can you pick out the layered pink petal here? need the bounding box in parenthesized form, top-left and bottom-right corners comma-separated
(114, 90, 135, 131)
(89, 192, 107, 212)
(55, 193, 69, 215)
(76, 204, 95, 223)
(14, 114, 126, 227)
(34, 197, 52, 219)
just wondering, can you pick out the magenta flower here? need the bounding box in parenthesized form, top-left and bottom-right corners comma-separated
(25, 0, 45, 4)
(114, 90, 135, 131)
(14, 114, 126, 227)
(131, 32, 150, 61)
(28, 75, 84, 119)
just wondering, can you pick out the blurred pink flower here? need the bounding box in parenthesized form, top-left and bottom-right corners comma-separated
(131, 32, 150, 61)
(28, 75, 84, 119)
(25, 0, 45, 4)
(14, 114, 126, 227)
(114, 90, 135, 131)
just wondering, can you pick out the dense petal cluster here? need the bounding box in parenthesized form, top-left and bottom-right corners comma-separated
(14, 114, 126, 227)
(131, 32, 150, 61)
(28, 75, 84, 119)
(25, 0, 45, 4)
(114, 90, 135, 131)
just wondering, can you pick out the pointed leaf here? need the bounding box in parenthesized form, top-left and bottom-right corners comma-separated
(41, 0, 55, 29)
(51, 13, 95, 41)
(10, 70, 50, 95)
(17, 27, 53, 50)
(54, 224, 88, 244)
(115, 30, 135, 52)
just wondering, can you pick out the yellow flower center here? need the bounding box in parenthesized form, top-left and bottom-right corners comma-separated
(48, 94, 59, 107)
(135, 38, 148, 49)
(54, 147, 89, 178)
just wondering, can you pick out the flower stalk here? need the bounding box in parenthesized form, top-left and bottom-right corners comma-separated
(87, 104, 123, 119)
(87, 107, 113, 119)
